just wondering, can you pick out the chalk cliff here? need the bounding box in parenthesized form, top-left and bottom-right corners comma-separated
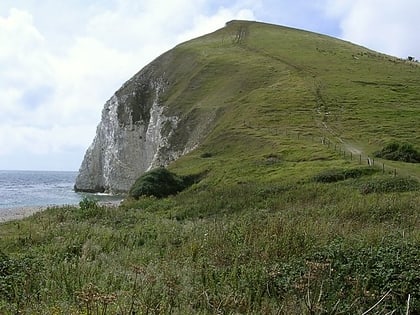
(74, 49, 216, 193)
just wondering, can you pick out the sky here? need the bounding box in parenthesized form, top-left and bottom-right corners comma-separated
(1, 0, 419, 171)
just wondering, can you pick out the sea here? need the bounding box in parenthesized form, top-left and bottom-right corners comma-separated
(0, 170, 82, 211)
(0, 170, 121, 214)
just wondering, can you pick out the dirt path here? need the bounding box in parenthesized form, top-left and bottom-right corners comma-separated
(320, 121, 362, 155)
(319, 119, 420, 180)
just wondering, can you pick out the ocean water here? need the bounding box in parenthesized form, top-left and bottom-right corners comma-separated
(0, 170, 82, 210)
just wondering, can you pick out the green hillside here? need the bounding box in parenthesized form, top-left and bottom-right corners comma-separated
(1, 20, 419, 314)
(159, 20, 420, 182)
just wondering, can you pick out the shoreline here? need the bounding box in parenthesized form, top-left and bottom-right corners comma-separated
(0, 206, 48, 222)
(0, 199, 123, 223)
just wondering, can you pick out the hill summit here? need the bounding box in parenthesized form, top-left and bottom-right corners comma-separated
(75, 20, 420, 193)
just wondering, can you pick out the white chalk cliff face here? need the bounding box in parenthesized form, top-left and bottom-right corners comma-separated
(74, 56, 199, 193)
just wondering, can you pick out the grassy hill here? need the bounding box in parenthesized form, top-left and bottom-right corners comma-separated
(0, 20, 419, 314)
(159, 20, 420, 183)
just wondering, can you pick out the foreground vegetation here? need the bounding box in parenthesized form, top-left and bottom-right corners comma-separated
(0, 168, 419, 314)
(1, 20, 420, 314)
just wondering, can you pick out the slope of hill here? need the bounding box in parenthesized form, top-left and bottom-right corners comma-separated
(1, 20, 419, 314)
(75, 20, 420, 193)
(163, 20, 420, 188)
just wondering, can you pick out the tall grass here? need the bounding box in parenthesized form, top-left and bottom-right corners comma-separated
(0, 175, 419, 313)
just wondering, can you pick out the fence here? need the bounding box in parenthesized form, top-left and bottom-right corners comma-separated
(246, 125, 403, 177)
(318, 134, 398, 176)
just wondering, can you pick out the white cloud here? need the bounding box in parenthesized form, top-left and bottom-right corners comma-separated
(178, 7, 255, 42)
(0, 8, 44, 54)
(0, 1, 258, 170)
(324, 0, 420, 58)
(0, 9, 52, 110)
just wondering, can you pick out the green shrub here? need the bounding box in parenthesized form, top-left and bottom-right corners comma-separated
(360, 176, 420, 194)
(129, 168, 206, 199)
(200, 152, 213, 158)
(129, 168, 187, 199)
(374, 142, 420, 163)
(79, 196, 99, 210)
(313, 167, 377, 183)
(75, 197, 105, 220)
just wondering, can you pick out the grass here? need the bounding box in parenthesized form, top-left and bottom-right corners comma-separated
(1, 20, 419, 313)
(0, 172, 419, 314)
(153, 20, 420, 179)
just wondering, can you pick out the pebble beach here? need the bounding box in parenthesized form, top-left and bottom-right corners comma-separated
(0, 199, 123, 223)
(0, 206, 47, 222)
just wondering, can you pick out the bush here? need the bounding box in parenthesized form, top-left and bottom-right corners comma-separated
(129, 168, 190, 199)
(200, 152, 213, 158)
(360, 177, 420, 194)
(79, 196, 99, 210)
(75, 197, 105, 220)
(374, 142, 420, 163)
(313, 167, 377, 183)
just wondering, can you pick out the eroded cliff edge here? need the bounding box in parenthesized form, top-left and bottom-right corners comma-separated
(74, 49, 218, 194)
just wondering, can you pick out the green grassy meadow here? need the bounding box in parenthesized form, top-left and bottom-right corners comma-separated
(0, 21, 419, 314)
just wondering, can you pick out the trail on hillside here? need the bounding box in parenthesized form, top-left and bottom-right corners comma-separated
(236, 24, 364, 158)
(317, 102, 420, 180)
(232, 24, 248, 44)
(231, 23, 309, 74)
(229, 23, 419, 180)
(320, 121, 362, 155)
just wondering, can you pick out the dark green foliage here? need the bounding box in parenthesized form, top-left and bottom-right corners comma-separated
(0, 252, 42, 310)
(360, 176, 420, 194)
(374, 142, 420, 163)
(200, 152, 213, 158)
(313, 167, 377, 183)
(76, 196, 105, 220)
(308, 238, 420, 313)
(79, 196, 99, 210)
(129, 168, 196, 199)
